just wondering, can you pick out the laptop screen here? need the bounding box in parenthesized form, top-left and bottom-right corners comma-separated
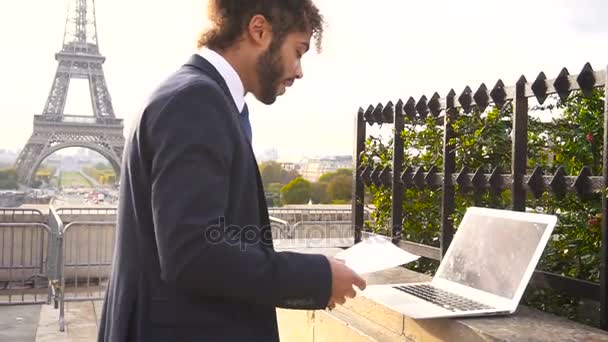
(435, 211, 548, 299)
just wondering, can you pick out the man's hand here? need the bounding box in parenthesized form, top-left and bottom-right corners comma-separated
(326, 257, 366, 309)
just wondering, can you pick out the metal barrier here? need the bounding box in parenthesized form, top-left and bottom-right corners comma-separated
(268, 208, 353, 224)
(0, 208, 46, 223)
(0, 206, 354, 331)
(58, 221, 115, 331)
(269, 216, 291, 239)
(0, 223, 52, 305)
(48, 207, 63, 279)
(272, 220, 355, 249)
(47, 206, 64, 309)
(291, 221, 354, 248)
(55, 207, 117, 216)
(55, 207, 117, 225)
(292, 221, 353, 238)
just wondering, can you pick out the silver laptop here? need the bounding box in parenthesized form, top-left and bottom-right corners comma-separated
(360, 207, 557, 319)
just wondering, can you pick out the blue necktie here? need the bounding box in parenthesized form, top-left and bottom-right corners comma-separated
(239, 103, 252, 144)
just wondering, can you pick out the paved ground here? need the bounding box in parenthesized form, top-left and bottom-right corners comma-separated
(0, 305, 42, 342)
(0, 301, 102, 342)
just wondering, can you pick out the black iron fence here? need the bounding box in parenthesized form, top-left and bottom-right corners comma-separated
(351, 63, 608, 328)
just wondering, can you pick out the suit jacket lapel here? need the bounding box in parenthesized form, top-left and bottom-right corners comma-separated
(184, 54, 273, 245)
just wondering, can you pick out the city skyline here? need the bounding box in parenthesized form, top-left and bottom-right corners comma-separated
(0, 145, 349, 163)
(1, 0, 607, 161)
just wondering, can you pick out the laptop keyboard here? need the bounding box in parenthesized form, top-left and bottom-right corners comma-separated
(393, 284, 494, 312)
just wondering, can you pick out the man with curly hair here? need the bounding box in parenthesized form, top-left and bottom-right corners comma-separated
(98, 1, 366, 341)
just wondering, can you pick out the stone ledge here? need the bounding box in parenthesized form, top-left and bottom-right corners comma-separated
(278, 247, 608, 342)
(353, 267, 608, 341)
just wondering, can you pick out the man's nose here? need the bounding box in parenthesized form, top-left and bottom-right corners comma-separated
(295, 61, 303, 79)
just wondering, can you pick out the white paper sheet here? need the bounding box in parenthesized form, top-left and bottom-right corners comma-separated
(334, 235, 420, 274)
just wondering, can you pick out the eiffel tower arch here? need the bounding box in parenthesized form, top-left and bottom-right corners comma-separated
(14, 0, 124, 186)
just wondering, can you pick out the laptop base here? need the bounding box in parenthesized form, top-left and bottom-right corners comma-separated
(361, 283, 512, 320)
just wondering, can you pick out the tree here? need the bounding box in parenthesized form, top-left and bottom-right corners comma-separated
(281, 177, 311, 204)
(266, 182, 283, 194)
(266, 182, 283, 206)
(319, 168, 351, 183)
(312, 169, 353, 204)
(260, 161, 301, 186)
(0, 168, 18, 190)
(327, 174, 351, 202)
(280, 169, 301, 185)
(311, 181, 329, 204)
(260, 161, 282, 186)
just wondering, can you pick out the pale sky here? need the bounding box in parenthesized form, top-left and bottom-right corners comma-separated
(0, 0, 607, 161)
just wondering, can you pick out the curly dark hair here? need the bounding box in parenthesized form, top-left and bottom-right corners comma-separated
(198, 0, 325, 53)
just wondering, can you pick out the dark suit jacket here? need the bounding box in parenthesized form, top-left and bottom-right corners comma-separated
(97, 54, 332, 342)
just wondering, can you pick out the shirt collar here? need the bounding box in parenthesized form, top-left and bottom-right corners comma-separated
(197, 47, 246, 113)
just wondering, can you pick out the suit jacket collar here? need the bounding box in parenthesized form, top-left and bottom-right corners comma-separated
(197, 48, 246, 113)
(184, 54, 240, 114)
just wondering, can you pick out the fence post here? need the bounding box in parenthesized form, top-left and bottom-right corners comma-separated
(441, 90, 457, 257)
(47, 206, 63, 281)
(391, 102, 404, 243)
(58, 229, 65, 332)
(601, 65, 608, 330)
(512, 76, 529, 211)
(352, 108, 366, 243)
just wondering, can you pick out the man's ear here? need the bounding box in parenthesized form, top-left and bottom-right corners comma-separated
(247, 14, 273, 48)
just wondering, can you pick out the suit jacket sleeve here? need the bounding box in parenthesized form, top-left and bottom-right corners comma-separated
(147, 83, 332, 309)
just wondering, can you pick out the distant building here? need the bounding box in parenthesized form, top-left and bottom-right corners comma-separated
(299, 156, 352, 182)
(278, 162, 300, 172)
(256, 148, 279, 162)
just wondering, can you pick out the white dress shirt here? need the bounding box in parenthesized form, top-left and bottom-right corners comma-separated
(197, 47, 246, 113)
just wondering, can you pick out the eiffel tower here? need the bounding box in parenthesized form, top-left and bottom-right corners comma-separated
(14, 0, 124, 186)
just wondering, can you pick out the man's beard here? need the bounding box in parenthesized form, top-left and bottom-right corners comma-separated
(255, 41, 285, 105)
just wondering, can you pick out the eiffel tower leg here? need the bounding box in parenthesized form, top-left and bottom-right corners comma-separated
(43, 61, 71, 116)
(14, 140, 46, 185)
(112, 145, 123, 165)
(104, 147, 122, 182)
(23, 143, 60, 185)
(89, 63, 115, 118)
